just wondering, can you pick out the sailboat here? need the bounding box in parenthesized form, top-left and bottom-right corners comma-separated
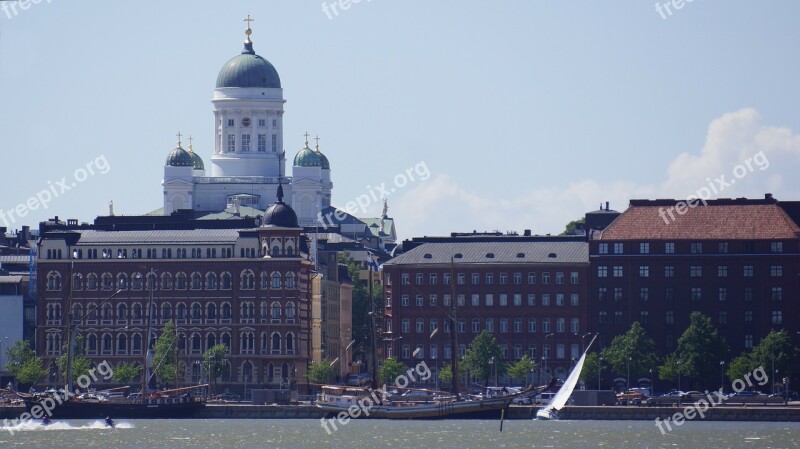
(535, 335, 597, 420)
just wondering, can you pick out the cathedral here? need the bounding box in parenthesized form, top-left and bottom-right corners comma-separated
(161, 20, 331, 227)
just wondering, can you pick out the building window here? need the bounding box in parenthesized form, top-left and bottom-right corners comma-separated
(718, 288, 727, 302)
(597, 266, 608, 278)
(555, 272, 564, 285)
(570, 318, 579, 333)
(744, 335, 754, 349)
(613, 311, 623, 324)
(598, 243, 608, 254)
(542, 294, 550, 306)
(416, 319, 424, 333)
(227, 119, 234, 127)
(690, 266, 702, 277)
(528, 319, 536, 333)
(613, 243, 624, 254)
(555, 294, 564, 306)
(485, 273, 494, 285)
(486, 319, 494, 333)
(614, 288, 623, 301)
(542, 273, 550, 284)
(771, 241, 783, 253)
(612, 266, 623, 277)
(717, 265, 728, 277)
(597, 288, 607, 301)
(541, 318, 550, 333)
(744, 288, 753, 302)
(514, 319, 523, 333)
(570, 294, 579, 306)
(429, 294, 437, 307)
(271, 134, 277, 152)
(718, 311, 728, 325)
(527, 294, 535, 306)
(665, 287, 674, 302)
(258, 134, 267, 152)
(640, 242, 650, 254)
(640, 288, 649, 301)
(401, 273, 409, 285)
(499, 273, 508, 285)
(499, 294, 508, 306)
(690, 242, 702, 254)
(664, 265, 675, 278)
(429, 273, 437, 285)
(772, 287, 782, 301)
(471, 319, 480, 333)
(718, 242, 728, 254)
(457, 295, 465, 307)
(640, 311, 649, 325)
(457, 273, 465, 285)
(665, 311, 674, 325)
(598, 312, 607, 325)
(639, 266, 649, 277)
(416, 273, 423, 285)
(513, 294, 521, 306)
(258, 119, 266, 127)
(570, 272, 579, 284)
(691, 287, 702, 301)
(513, 272, 521, 285)
(227, 134, 235, 152)
(443, 294, 451, 307)
(401, 319, 410, 333)
(665, 242, 675, 254)
(744, 311, 753, 325)
(443, 273, 451, 285)
(471, 294, 479, 307)
(241, 134, 251, 151)
(416, 295, 424, 307)
(770, 265, 783, 277)
(471, 273, 479, 285)
(528, 272, 536, 284)
(743, 265, 754, 277)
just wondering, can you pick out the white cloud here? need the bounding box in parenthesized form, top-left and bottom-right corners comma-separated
(391, 109, 800, 240)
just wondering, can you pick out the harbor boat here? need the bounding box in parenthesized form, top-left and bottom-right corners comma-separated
(317, 382, 553, 420)
(536, 335, 597, 420)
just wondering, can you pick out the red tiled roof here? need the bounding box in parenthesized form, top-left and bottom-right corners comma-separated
(599, 204, 800, 240)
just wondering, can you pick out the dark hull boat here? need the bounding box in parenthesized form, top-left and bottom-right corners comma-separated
(22, 394, 204, 419)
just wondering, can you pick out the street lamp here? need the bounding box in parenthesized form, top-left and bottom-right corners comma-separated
(489, 356, 496, 387)
(720, 361, 725, 393)
(627, 356, 632, 390)
(677, 359, 682, 393)
(598, 356, 603, 390)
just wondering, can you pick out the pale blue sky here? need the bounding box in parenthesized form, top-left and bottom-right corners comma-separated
(1, 1, 799, 238)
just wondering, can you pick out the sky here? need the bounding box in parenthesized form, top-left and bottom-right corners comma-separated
(1, 1, 799, 240)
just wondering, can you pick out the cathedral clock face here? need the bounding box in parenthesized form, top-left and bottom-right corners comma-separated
(242, 117, 251, 127)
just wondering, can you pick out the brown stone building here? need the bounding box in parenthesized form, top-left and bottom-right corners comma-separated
(590, 195, 800, 383)
(36, 190, 313, 394)
(383, 234, 589, 387)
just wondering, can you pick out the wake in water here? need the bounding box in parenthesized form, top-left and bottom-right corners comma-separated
(3, 419, 134, 433)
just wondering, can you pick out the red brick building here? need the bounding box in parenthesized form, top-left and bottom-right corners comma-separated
(36, 192, 313, 394)
(590, 196, 800, 382)
(383, 235, 589, 386)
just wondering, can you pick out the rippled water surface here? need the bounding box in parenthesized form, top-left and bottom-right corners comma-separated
(2, 419, 799, 448)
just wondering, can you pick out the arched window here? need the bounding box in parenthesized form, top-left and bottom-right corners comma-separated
(206, 333, 216, 350)
(117, 334, 128, 354)
(87, 333, 97, 354)
(72, 273, 83, 290)
(241, 270, 255, 290)
(176, 272, 187, 290)
(86, 302, 98, 322)
(146, 272, 157, 290)
(47, 272, 62, 291)
(260, 272, 270, 289)
(132, 333, 143, 353)
(176, 303, 187, 320)
(221, 272, 232, 290)
(207, 303, 217, 320)
(242, 361, 253, 383)
(161, 303, 171, 320)
(285, 272, 295, 289)
(191, 333, 201, 353)
(161, 273, 173, 290)
(102, 303, 113, 321)
(117, 303, 128, 322)
(116, 273, 128, 290)
(271, 245, 280, 257)
(206, 272, 217, 289)
(221, 303, 232, 321)
(261, 332, 268, 354)
(191, 303, 202, 320)
(86, 273, 98, 290)
(285, 302, 296, 322)
(281, 363, 289, 383)
(221, 332, 231, 349)
(191, 272, 202, 290)
(131, 273, 143, 289)
(271, 301, 281, 321)
(286, 333, 295, 354)
(132, 303, 143, 321)
(260, 302, 268, 321)
(267, 363, 275, 383)
(271, 332, 281, 354)
(101, 273, 113, 290)
(102, 334, 113, 354)
(271, 272, 281, 289)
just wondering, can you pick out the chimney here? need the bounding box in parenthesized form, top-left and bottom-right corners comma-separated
(605, 201, 610, 211)
(524, 229, 531, 236)
(765, 193, 773, 200)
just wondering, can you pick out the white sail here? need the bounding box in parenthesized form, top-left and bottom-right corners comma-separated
(538, 335, 597, 419)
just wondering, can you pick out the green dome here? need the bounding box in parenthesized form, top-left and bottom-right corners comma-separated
(293, 143, 322, 167)
(315, 147, 330, 170)
(166, 146, 194, 167)
(216, 41, 281, 89)
(188, 150, 204, 170)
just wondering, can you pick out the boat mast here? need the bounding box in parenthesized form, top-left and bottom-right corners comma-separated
(142, 268, 156, 395)
(65, 259, 76, 393)
(449, 257, 459, 399)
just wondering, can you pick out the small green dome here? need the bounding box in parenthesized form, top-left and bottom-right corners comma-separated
(216, 41, 281, 89)
(293, 142, 321, 167)
(315, 147, 330, 170)
(166, 146, 194, 167)
(188, 150, 204, 170)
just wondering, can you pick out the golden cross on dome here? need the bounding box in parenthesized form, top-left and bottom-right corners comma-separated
(314, 135, 320, 148)
(244, 15, 254, 39)
(188, 135, 194, 151)
(303, 131, 310, 144)
(176, 131, 183, 147)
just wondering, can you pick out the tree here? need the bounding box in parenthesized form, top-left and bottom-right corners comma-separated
(600, 322, 659, 385)
(579, 353, 600, 386)
(378, 357, 408, 386)
(726, 353, 755, 384)
(658, 352, 681, 384)
(438, 364, 453, 386)
(464, 331, 505, 385)
(307, 360, 335, 385)
(153, 321, 177, 383)
(507, 355, 536, 385)
(203, 344, 229, 394)
(57, 335, 91, 382)
(5, 340, 46, 385)
(113, 363, 141, 384)
(561, 217, 586, 235)
(663, 312, 729, 389)
(726, 330, 798, 388)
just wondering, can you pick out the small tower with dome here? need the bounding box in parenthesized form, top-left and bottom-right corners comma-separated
(162, 132, 195, 213)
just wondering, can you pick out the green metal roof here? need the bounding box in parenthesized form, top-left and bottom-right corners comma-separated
(166, 146, 194, 167)
(316, 149, 330, 169)
(293, 143, 321, 167)
(216, 41, 281, 89)
(188, 150, 204, 170)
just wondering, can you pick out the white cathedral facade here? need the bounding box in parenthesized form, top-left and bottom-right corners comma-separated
(162, 24, 331, 226)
